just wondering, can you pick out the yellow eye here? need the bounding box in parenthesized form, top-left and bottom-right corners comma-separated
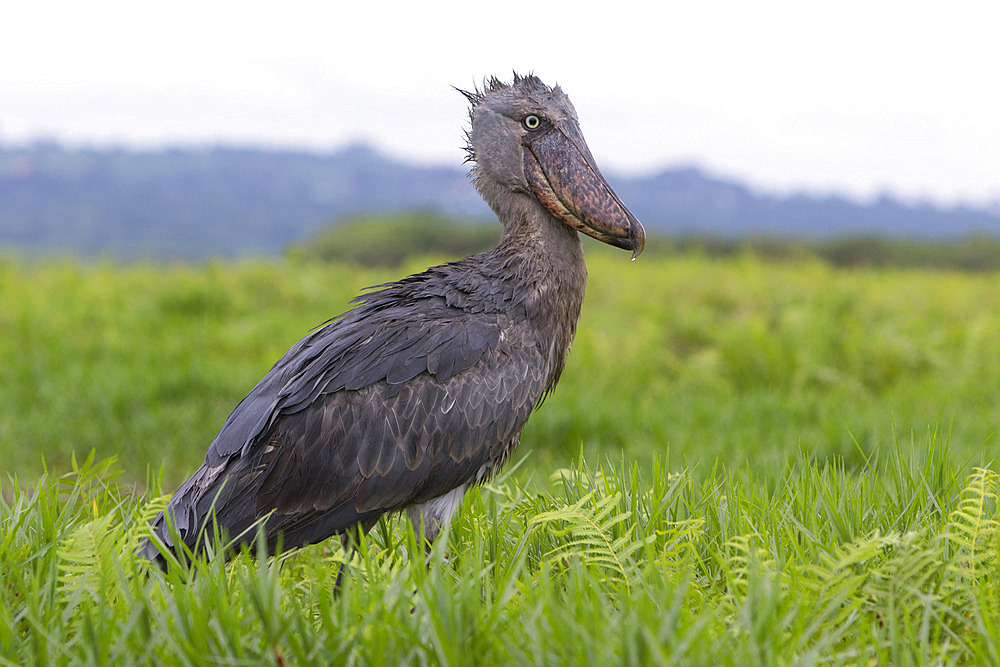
(522, 114, 541, 130)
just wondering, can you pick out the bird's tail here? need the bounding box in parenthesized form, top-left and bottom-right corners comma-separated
(137, 504, 199, 571)
(136, 527, 171, 571)
(137, 463, 230, 571)
(137, 461, 274, 571)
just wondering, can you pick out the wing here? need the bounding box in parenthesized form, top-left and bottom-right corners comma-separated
(203, 302, 505, 467)
(149, 296, 547, 555)
(249, 342, 544, 548)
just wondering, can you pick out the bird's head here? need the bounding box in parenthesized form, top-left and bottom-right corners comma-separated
(461, 74, 645, 258)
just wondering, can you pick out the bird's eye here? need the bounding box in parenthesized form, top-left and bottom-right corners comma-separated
(522, 114, 541, 130)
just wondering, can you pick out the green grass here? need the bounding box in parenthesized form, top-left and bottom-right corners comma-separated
(2, 249, 1000, 663)
(3, 443, 999, 664)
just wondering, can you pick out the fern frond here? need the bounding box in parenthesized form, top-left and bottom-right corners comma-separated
(939, 468, 1000, 628)
(121, 493, 170, 558)
(944, 467, 1000, 581)
(798, 530, 897, 615)
(57, 512, 122, 597)
(529, 492, 651, 590)
(723, 534, 778, 599)
(655, 518, 705, 572)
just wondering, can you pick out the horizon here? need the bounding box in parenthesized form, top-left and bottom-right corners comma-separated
(4, 137, 998, 213)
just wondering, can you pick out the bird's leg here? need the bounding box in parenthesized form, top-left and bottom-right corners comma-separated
(405, 484, 468, 557)
(332, 523, 367, 595)
(404, 508, 438, 556)
(334, 486, 468, 594)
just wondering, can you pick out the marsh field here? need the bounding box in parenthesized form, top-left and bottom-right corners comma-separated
(3, 246, 1000, 665)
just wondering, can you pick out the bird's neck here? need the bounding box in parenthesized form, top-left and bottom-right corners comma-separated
(489, 191, 588, 392)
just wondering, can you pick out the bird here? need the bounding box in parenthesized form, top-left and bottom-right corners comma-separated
(139, 74, 645, 580)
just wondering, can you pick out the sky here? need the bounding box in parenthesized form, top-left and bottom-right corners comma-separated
(2, 0, 998, 206)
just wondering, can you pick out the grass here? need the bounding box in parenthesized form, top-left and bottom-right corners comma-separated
(2, 248, 1000, 663)
(3, 442, 998, 664)
(4, 250, 1000, 482)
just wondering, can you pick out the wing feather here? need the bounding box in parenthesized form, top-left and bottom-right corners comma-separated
(148, 272, 549, 559)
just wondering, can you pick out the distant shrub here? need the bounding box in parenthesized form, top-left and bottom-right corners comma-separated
(288, 211, 500, 266)
(654, 235, 1000, 272)
(815, 235, 1000, 271)
(288, 210, 1000, 272)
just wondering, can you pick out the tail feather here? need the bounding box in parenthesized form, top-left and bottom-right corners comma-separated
(137, 457, 375, 570)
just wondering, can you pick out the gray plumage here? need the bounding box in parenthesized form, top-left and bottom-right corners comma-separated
(140, 74, 644, 567)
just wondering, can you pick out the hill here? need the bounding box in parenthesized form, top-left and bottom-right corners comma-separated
(1, 142, 999, 258)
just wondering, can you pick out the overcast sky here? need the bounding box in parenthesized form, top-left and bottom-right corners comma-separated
(2, 0, 998, 205)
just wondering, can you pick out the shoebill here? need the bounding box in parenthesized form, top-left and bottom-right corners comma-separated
(140, 74, 646, 583)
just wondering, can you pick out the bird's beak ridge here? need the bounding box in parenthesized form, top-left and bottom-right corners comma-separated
(523, 120, 645, 258)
